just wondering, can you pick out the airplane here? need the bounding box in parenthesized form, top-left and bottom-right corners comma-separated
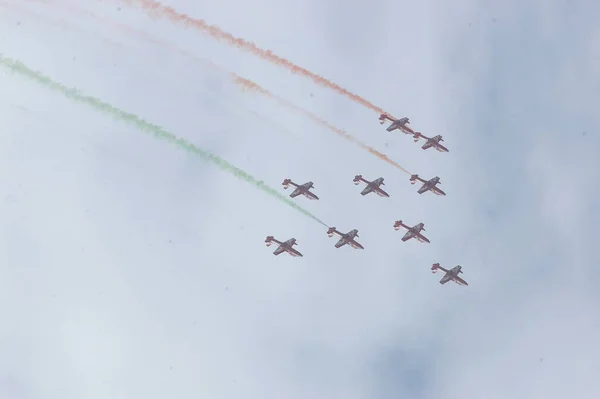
(264, 236, 303, 257)
(409, 174, 446, 196)
(326, 227, 364, 249)
(431, 263, 468, 286)
(282, 178, 319, 200)
(353, 175, 390, 197)
(412, 132, 449, 152)
(378, 114, 416, 134)
(393, 220, 430, 243)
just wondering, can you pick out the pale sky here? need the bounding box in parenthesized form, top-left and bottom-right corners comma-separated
(1, 1, 599, 398)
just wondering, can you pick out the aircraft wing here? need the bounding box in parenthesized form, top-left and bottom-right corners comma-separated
(273, 244, 286, 256)
(347, 229, 358, 239)
(386, 124, 398, 132)
(435, 144, 449, 152)
(421, 140, 434, 150)
(283, 238, 296, 246)
(375, 188, 390, 197)
(335, 237, 347, 248)
(360, 185, 374, 196)
(401, 231, 413, 242)
(439, 273, 453, 284)
(289, 187, 303, 198)
(449, 265, 461, 274)
(417, 184, 430, 194)
(433, 187, 446, 196)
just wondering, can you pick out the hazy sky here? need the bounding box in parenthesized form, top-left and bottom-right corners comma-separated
(1, 0, 599, 398)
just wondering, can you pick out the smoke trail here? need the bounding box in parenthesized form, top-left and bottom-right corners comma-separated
(0, 55, 328, 227)
(16, 0, 410, 174)
(235, 77, 411, 175)
(116, 0, 395, 118)
(5, 1, 303, 142)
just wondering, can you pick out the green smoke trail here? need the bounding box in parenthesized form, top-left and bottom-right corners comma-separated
(0, 55, 328, 227)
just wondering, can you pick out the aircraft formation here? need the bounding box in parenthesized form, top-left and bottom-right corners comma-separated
(267, 114, 467, 287)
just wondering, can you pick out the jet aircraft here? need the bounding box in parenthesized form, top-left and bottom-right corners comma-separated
(326, 227, 364, 249)
(378, 114, 416, 134)
(282, 178, 319, 200)
(431, 263, 468, 286)
(409, 174, 446, 196)
(393, 220, 430, 243)
(264, 236, 303, 257)
(412, 133, 449, 152)
(353, 175, 390, 197)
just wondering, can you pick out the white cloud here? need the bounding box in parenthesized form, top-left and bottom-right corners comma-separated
(1, 0, 599, 398)
(413, 1, 600, 399)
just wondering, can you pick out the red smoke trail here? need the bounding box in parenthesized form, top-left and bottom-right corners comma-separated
(116, 0, 395, 118)
(235, 77, 411, 175)
(20, 0, 410, 174)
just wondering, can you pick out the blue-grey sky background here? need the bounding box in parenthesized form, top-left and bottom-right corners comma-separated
(1, 0, 599, 398)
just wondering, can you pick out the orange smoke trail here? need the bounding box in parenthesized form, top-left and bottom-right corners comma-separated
(22, 0, 409, 174)
(117, 0, 395, 118)
(12, 0, 303, 140)
(234, 77, 410, 175)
